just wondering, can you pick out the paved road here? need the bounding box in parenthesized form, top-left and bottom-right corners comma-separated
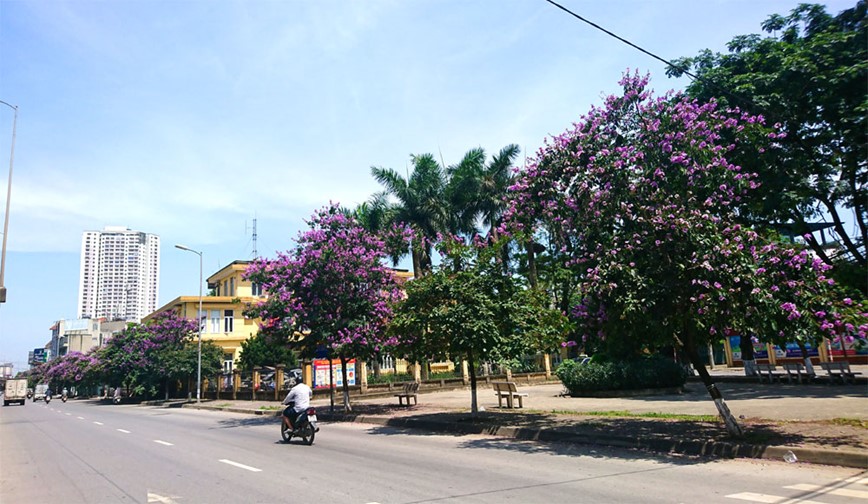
(2, 399, 866, 504)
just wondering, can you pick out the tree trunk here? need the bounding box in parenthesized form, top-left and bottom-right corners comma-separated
(340, 355, 352, 412)
(797, 341, 816, 376)
(525, 240, 538, 290)
(684, 330, 744, 438)
(329, 356, 335, 414)
(740, 334, 757, 377)
(420, 359, 429, 381)
(411, 247, 422, 280)
(468, 352, 478, 416)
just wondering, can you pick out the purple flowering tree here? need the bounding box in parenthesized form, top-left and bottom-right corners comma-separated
(44, 351, 101, 394)
(94, 311, 222, 399)
(506, 71, 866, 437)
(244, 204, 406, 412)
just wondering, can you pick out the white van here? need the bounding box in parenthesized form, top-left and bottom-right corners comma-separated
(33, 383, 48, 401)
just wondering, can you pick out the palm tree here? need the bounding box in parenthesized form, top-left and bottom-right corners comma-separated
(370, 153, 449, 278)
(447, 144, 521, 272)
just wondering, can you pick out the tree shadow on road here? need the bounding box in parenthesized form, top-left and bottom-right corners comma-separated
(355, 407, 865, 463)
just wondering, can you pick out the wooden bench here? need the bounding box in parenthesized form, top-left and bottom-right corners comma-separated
(782, 362, 814, 384)
(756, 363, 785, 383)
(394, 382, 419, 406)
(820, 361, 863, 385)
(492, 381, 528, 408)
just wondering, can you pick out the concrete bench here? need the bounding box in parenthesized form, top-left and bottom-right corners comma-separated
(820, 361, 862, 385)
(756, 363, 785, 384)
(394, 382, 419, 406)
(492, 381, 528, 408)
(782, 362, 814, 384)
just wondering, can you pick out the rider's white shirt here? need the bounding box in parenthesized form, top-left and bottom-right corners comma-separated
(282, 383, 312, 412)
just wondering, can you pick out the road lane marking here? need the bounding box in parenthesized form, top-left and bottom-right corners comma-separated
(147, 492, 178, 503)
(726, 493, 785, 503)
(77, 416, 85, 420)
(154, 440, 174, 446)
(93, 421, 104, 425)
(785, 484, 868, 499)
(219, 459, 262, 472)
(65, 412, 71, 416)
(117, 429, 131, 434)
(726, 492, 825, 504)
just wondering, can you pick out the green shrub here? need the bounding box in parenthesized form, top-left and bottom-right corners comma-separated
(366, 372, 414, 385)
(556, 356, 687, 394)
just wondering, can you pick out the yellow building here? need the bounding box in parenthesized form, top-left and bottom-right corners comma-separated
(145, 260, 264, 375)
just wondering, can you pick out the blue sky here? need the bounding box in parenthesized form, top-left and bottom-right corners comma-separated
(0, 0, 854, 371)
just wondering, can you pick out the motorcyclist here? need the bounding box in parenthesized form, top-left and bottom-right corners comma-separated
(45, 386, 53, 401)
(281, 379, 313, 430)
(62, 387, 68, 398)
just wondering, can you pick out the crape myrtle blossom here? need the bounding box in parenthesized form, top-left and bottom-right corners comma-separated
(44, 351, 100, 386)
(503, 71, 865, 436)
(505, 70, 864, 354)
(244, 204, 409, 411)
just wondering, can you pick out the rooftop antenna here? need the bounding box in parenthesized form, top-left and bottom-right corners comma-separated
(245, 214, 258, 259)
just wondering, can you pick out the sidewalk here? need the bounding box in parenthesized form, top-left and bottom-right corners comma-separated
(174, 366, 868, 469)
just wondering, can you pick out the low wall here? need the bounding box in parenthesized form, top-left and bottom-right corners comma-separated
(203, 371, 556, 402)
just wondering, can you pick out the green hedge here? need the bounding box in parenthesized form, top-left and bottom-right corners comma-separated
(556, 356, 688, 394)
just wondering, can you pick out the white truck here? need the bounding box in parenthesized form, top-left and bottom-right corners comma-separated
(3, 379, 27, 406)
(33, 383, 48, 401)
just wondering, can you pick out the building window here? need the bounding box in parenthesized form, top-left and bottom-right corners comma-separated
(224, 309, 234, 332)
(251, 282, 262, 296)
(209, 310, 220, 334)
(229, 277, 235, 296)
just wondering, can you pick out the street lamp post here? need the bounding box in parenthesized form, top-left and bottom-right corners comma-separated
(0, 100, 18, 303)
(175, 244, 203, 403)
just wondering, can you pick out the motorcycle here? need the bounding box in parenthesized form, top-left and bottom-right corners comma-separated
(280, 406, 318, 446)
(61, 393, 68, 403)
(45, 394, 52, 404)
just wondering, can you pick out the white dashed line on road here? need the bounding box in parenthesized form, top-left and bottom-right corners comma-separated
(65, 412, 71, 416)
(219, 459, 262, 472)
(93, 421, 104, 425)
(117, 429, 131, 434)
(785, 484, 868, 499)
(147, 492, 178, 503)
(77, 416, 85, 420)
(154, 440, 174, 446)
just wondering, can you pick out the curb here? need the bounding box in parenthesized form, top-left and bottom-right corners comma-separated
(181, 403, 866, 469)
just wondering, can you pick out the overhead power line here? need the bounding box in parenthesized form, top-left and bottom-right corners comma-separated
(542, 0, 756, 111)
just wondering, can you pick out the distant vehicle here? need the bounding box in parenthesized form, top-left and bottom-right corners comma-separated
(33, 383, 49, 401)
(3, 379, 27, 406)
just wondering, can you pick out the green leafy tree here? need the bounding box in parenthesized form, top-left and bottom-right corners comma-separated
(238, 332, 298, 371)
(668, 2, 867, 292)
(389, 237, 567, 415)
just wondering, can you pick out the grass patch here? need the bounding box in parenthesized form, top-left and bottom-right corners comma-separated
(826, 418, 868, 429)
(215, 403, 231, 408)
(259, 405, 282, 411)
(580, 410, 719, 422)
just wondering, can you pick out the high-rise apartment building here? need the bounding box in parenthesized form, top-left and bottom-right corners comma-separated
(77, 226, 160, 322)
